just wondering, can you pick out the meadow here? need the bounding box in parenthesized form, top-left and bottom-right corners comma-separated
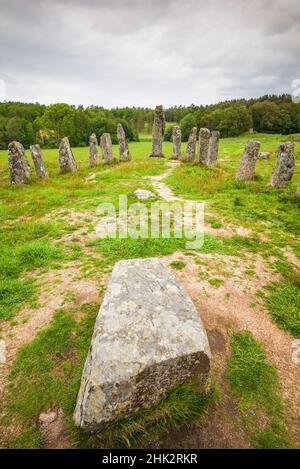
(0, 133, 299, 449)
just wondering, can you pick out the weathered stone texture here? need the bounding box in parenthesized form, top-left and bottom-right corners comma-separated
(198, 128, 210, 165)
(100, 133, 114, 164)
(74, 258, 211, 431)
(185, 127, 197, 162)
(172, 125, 181, 159)
(207, 130, 220, 167)
(117, 123, 131, 162)
(30, 144, 48, 178)
(59, 137, 78, 173)
(150, 105, 165, 157)
(236, 139, 260, 181)
(8, 141, 32, 184)
(89, 134, 99, 167)
(269, 142, 295, 188)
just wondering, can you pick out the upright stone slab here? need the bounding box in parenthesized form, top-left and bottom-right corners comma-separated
(150, 105, 165, 157)
(269, 142, 295, 188)
(74, 258, 211, 431)
(236, 139, 260, 181)
(30, 144, 48, 178)
(8, 141, 31, 184)
(100, 133, 114, 164)
(59, 137, 78, 173)
(207, 130, 220, 167)
(186, 127, 197, 162)
(198, 128, 210, 165)
(89, 134, 99, 167)
(117, 123, 131, 162)
(172, 125, 181, 159)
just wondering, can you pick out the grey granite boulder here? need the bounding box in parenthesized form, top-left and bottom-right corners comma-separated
(8, 141, 32, 184)
(59, 137, 78, 173)
(172, 125, 181, 159)
(100, 133, 114, 164)
(236, 139, 260, 181)
(74, 258, 211, 431)
(117, 123, 131, 162)
(89, 133, 99, 167)
(185, 127, 197, 162)
(150, 105, 165, 157)
(207, 130, 220, 167)
(198, 128, 210, 165)
(30, 144, 48, 178)
(269, 142, 295, 188)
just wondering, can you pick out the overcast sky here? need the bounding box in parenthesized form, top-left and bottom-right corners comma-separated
(0, 0, 299, 108)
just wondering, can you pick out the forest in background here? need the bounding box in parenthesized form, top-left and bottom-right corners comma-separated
(0, 94, 299, 149)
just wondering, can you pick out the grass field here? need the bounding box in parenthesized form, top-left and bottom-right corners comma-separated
(0, 133, 299, 449)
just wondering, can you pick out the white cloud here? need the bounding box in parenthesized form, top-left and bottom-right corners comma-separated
(0, 0, 299, 107)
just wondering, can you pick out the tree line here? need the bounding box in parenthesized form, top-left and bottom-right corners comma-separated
(0, 94, 299, 149)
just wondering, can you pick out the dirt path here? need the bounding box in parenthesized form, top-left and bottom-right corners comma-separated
(148, 161, 252, 238)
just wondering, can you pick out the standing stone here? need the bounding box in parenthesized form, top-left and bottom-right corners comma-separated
(59, 137, 78, 173)
(150, 105, 165, 157)
(207, 130, 220, 167)
(185, 127, 197, 162)
(30, 144, 48, 179)
(236, 139, 260, 181)
(172, 125, 181, 159)
(89, 134, 99, 167)
(100, 133, 114, 164)
(198, 128, 210, 165)
(117, 123, 131, 162)
(269, 142, 295, 188)
(74, 258, 211, 431)
(8, 141, 31, 184)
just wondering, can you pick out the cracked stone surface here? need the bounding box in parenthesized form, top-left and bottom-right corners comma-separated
(117, 123, 131, 162)
(74, 258, 211, 431)
(207, 130, 220, 167)
(89, 133, 99, 167)
(100, 133, 114, 164)
(59, 137, 78, 173)
(150, 105, 165, 157)
(236, 139, 260, 181)
(269, 142, 295, 188)
(185, 127, 197, 162)
(198, 128, 210, 165)
(172, 125, 181, 159)
(30, 144, 48, 178)
(8, 141, 32, 184)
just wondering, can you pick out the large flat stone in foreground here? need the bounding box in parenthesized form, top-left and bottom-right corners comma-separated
(74, 258, 211, 431)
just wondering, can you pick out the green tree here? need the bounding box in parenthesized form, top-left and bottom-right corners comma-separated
(180, 113, 197, 141)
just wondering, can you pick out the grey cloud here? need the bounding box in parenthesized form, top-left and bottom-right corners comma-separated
(0, 0, 299, 107)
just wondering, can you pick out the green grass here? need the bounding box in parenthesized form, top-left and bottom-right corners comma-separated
(208, 278, 224, 288)
(228, 331, 291, 448)
(258, 281, 300, 338)
(78, 384, 218, 449)
(170, 260, 186, 270)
